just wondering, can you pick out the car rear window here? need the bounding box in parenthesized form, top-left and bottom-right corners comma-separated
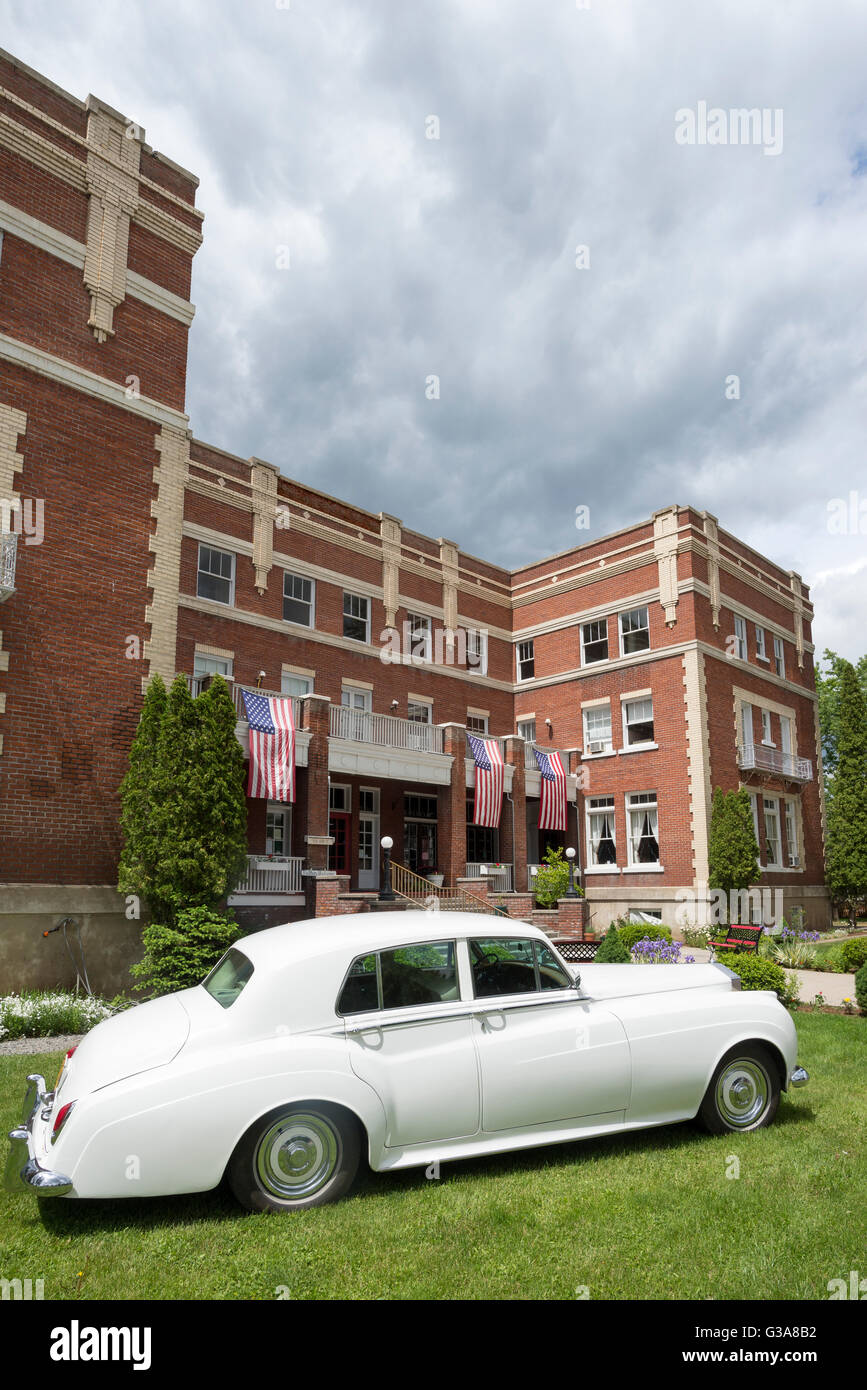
(338, 941, 459, 1015)
(203, 948, 254, 1008)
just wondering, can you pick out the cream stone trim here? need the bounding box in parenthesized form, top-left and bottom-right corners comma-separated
(513, 587, 661, 641)
(380, 514, 402, 627)
(283, 663, 316, 679)
(194, 642, 234, 661)
(0, 402, 26, 758)
(186, 476, 253, 513)
(0, 108, 87, 191)
(249, 457, 279, 593)
(619, 688, 653, 701)
(0, 332, 189, 429)
(581, 696, 611, 709)
(512, 549, 658, 608)
(731, 683, 797, 730)
(82, 98, 141, 341)
(144, 426, 190, 689)
(467, 705, 490, 717)
(0, 197, 195, 324)
(407, 692, 433, 706)
(789, 572, 806, 669)
(701, 512, 722, 629)
(440, 538, 459, 630)
(682, 647, 712, 885)
(340, 677, 374, 691)
(652, 505, 680, 625)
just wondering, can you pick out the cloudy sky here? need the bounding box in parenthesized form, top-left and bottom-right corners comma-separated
(4, 0, 866, 659)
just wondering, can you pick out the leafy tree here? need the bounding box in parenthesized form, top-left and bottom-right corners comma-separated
(131, 906, 242, 996)
(825, 660, 867, 928)
(533, 845, 581, 907)
(118, 674, 249, 927)
(708, 787, 760, 926)
(815, 649, 867, 785)
(117, 674, 167, 912)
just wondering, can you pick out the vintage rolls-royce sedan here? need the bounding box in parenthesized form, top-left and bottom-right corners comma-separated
(6, 912, 808, 1212)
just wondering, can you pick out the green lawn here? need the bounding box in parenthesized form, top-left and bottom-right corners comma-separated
(2, 1012, 864, 1301)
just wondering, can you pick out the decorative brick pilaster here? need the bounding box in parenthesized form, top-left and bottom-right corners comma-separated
(439, 722, 467, 888)
(250, 457, 279, 593)
(83, 96, 142, 342)
(301, 694, 332, 871)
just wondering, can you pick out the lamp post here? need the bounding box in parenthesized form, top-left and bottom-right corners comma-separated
(565, 846, 578, 898)
(380, 835, 395, 901)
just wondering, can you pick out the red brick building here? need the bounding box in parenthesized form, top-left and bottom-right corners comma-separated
(0, 52, 829, 990)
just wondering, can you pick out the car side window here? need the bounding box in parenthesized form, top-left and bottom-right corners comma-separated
(337, 941, 458, 1015)
(470, 937, 572, 998)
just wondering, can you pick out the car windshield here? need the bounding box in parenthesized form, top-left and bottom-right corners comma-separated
(203, 948, 254, 1008)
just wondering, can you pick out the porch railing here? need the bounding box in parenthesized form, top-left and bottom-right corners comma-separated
(391, 862, 496, 914)
(524, 742, 569, 771)
(233, 684, 302, 726)
(737, 744, 813, 782)
(233, 855, 304, 895)
(330, 705, 445, 753)
(464, 862, 514, 892)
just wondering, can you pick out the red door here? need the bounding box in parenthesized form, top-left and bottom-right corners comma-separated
(329, 812, 350, 873)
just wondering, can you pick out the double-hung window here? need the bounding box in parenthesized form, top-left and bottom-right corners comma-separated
(583, 704, 612, 755)
(408, 699, 432, 724)
(343, 592, 370, 643)
(763, 796, 782, 866)
(406, 612, 432, 663)
(755, 626, 768, 660)
(517, 717, 536, 743)
(517, 640, 535, 681)
(586, 796, 617, 866)
(281, 671, 312, 698)
(197, 544, 235, 605)
(619, 607, 650, 655)
(773, 636, 785, 678)
(466, 628, 488, 674)
(467, 712, 489, 735)
(283, 572, 314, 626)
(623, 696, 654, 747)
(733, 614, 747, 661)
(761, 708, 774, 746)
(581, 619, 609, 664)
(626, 791, 660, 866)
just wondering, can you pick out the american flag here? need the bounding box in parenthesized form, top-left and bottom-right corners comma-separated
(535, 748, 567, 831)
(467, 733, 504, 827)
(242, 689, 296, 802)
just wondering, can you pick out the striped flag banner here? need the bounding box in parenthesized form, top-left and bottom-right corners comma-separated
(467, 733, 504, 828)
(535, 748, 567, 831)
(242, 689, 296, 803)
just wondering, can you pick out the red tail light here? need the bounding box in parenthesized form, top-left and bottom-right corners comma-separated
(65, 1046, 77, 1062)
(51, 1101, 75, 1144)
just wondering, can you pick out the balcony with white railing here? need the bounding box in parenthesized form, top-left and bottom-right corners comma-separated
(330, 704, 445, 753)
(0, 532, 17, 602)
(737, 743, 813, 782)
(524, 742, 570, 770)
(328, 704, 451, 784)
(228, 854, 305, 903)
(464, 862, 514, 892)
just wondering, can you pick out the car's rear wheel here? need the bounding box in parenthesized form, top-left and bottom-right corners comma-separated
(699, 1044, 780, 1134)
(228, 1103, 361, 1212)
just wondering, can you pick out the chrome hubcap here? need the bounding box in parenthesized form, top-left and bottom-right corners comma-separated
(256, 1113, 339, 1199)
(716, 1059, 770, 1128)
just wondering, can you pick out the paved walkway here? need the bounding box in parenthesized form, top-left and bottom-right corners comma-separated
(687, 946, 856, 1005)
(0, 1032, 82, 1057)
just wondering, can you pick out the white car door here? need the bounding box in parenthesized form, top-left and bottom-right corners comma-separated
(340, 940, 481, 1147)
(467, 936, 631, 1132)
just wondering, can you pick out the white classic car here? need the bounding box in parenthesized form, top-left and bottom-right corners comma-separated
(6, 912, 808, 1212)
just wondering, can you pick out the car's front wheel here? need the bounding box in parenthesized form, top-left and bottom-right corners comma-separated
(699, 1044, 781, 1134)
(228, 1103, 361, 1212)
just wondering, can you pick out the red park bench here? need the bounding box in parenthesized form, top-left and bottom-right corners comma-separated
(709, 924, 763, 956)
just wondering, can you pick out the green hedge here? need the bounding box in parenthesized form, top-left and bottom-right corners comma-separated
(855, 961, 867, 1015)
(840, 939, 867, 974)
(131, 906, 242, 997)
(615, 920, 673, 953)
(721, 954, 799, 1008)
(595, 925, 631, 963)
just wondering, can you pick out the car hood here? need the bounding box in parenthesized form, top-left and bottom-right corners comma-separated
(64, 993, 193, 1094)
(578, 963, 737, 1001)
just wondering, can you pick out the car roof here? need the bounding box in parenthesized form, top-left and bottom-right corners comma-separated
(236, 909, 546, 971)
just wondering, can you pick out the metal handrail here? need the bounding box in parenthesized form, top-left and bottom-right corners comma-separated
(737, 743, 812, 782)
(391, 862, 495, 914)
(330, 705, 445, 753)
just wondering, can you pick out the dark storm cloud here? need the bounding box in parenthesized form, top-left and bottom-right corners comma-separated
(4, 0, 866, 655)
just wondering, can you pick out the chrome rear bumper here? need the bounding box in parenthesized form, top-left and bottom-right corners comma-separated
(4, 1073, 72, 1198)
(790, 1066, 809, 1088)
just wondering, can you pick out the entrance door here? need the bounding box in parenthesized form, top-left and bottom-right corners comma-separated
(358, 787, 380, 891)
(329, 812, 350, 873)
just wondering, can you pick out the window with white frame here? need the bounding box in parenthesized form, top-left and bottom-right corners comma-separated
(619, 606, 650, 656)
(330, 784, 351, 812)
(784, 799, 799, 865)
(408, 699, 432, 724)
(467, 712, 489, 735)
(628, 908, 662, 924)
(755, 625, 768, 660)
(583, 704, 612, 754)
(733, 614, 747, 661)
(283, 572, 314, 627)
(780, 716, 792, 756)
(581, 618, 609, 664)
(343, 592, 370, 643)
(281, 671, 312, 698)
(623, 696, 654, 747)
(626, 791, 660, 866)
(193, 653, 233, 681)
(763, 796, 782, 866)
(341, 685, 371, 712)
(587, 796, 617, 866)
(774, 635, 785, 678)
(517, 717, 536, 743)
(265, 804, 292, 856)
(517, 639, 535, 681)
(466, 628, 488, 674)
(741, 701, 754, 747)
(197, 544, 235, 605)
(761, 708, 774, 745)
(406, 612, 432, 662)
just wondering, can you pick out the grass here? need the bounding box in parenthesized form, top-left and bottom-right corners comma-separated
(2, 1012, 864, 1301)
